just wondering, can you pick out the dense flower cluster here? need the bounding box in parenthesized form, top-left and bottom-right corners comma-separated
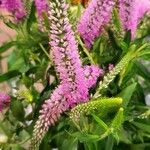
(31, 84, 69, 149)
(77, 0, 115, 48)
(49, 0, 89, 106)
(119, 0, 150, 38)
(0, 92, 11, 112)
(1, 0, 26, 21)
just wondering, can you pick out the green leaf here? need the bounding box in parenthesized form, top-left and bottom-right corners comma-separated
(132, 122, 150, 134)
(0, 41, 15, 54)
(118, 82, 137, 108)
(107, 29, 121, 51)
(72, 132, 100, 142)
(91, 114, 108, 131)
(124, 30, 131, 46)
(61, 138, 78, 150)
(118, 128, 132, 144)
(133, 61, 150, 81)
(8, 51, 28, 73)
(11, 145, 25, 150)
(4, 21, 18, 29)
(11, 99, 25, 121)
(0, 70, 21, 82)
(105, 136, 114, 150)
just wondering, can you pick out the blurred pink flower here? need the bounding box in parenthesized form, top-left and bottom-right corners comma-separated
(119, 0, 150, 39)
(0, 92, 11, 112)
(78, 0, 115, 48)
(108, 64, 114, 71)
(1, 0, 26, 21)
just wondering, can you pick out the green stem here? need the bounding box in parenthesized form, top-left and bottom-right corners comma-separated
(39, 43, 51, 61)
(77, 36, 96, 64)
(136, 43, 148, 53)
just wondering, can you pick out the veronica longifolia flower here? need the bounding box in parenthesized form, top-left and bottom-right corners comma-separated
(78, 0, 115, 48)
(0, 92, 11, 112)
(119, 0, 150, 39)
(49, 0, 89, 106)
(31, 85, 69, 149)
(1, 0, 26, 21)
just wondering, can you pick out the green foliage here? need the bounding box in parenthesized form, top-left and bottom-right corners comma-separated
(0, 1, 150, 150)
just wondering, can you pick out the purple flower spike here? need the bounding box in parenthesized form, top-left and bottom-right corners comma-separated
(0, 92, 11, 112)
(31, 84, 69, 149)
(119, 0, 150, 39)
(48, 0, 89, 106)
(1, 0, 26, 21)
(78, 0, 115, 48)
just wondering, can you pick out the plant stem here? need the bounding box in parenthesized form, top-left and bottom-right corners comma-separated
(77, 36, 96, 64)
(39, 43, 51, 61)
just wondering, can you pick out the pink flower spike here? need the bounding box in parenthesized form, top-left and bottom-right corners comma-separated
(78, 0, 115, 48)
(48, 1, 89, 106)
(119, 0, 150, 39)
(1, 0, 26, 21)
(31, 84, 69, 149)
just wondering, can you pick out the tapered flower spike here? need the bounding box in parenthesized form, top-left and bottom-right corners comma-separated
(119, 0, 150, 39)
(70, 98, 122, 122)
(77, 0, 115, 48)
(110, 107, 124, 131)
(34, 0, 48, 31)
(30, 85, 69, 150)
(48, 0, 89, 106)
(1, 0, 26, 21)
(0, 92, 11, 112)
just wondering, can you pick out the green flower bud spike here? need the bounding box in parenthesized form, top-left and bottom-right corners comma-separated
(111, 107, 124, 130)
(70, 98, 122, 122)
(94, 53, 132, 98)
